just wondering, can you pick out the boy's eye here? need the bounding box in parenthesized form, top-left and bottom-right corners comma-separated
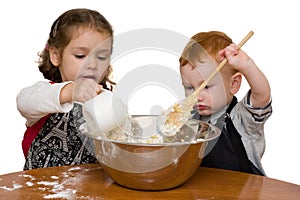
(184, 86, 194, 90)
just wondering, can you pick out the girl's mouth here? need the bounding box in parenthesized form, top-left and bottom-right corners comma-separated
(81, 75, 96, 80)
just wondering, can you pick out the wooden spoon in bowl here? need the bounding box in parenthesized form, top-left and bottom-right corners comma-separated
(158, 31, 254, 137)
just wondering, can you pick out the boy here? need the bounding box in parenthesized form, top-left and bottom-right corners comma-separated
(179, 31, 272, 175)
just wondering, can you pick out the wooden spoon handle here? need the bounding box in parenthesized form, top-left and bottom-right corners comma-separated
(193, 31, 254, 96)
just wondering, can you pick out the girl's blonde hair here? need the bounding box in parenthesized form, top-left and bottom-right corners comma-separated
(38, 8, 115, 90)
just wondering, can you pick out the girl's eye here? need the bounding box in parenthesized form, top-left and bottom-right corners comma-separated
(98, 56, 108, 61)
(75, 54, 86, 59)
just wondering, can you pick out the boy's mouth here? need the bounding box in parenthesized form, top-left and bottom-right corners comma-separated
(195, 104, 209, 111)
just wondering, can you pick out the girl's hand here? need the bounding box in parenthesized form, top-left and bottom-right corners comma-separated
(72, 79, 102, 103)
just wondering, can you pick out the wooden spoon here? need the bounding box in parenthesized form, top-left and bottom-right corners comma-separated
(159, 31, 254, 137)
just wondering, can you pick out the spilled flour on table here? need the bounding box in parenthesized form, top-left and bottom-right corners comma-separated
(26, 181, 34, 186)
(0, 165, 100, 199)
(0, 182, 22, 191)
(41, 165, 102, 199)
(21, 174, 36, 180)
(39, 168, 84, 199)
(37, 181, 59, 186)
(41, 179, 77, 199)
(43, 188, 77, 199)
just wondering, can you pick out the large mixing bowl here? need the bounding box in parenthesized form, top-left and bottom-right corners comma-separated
(93, 115, 221, 190)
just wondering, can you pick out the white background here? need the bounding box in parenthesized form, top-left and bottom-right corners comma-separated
(1, 0, 299, 185)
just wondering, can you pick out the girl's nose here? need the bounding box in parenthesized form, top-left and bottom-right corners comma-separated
(85, 57, 97, 70)
(86, 64, 96, 70)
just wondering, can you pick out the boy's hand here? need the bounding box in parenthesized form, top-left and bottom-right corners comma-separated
(218, 44, 253, 72)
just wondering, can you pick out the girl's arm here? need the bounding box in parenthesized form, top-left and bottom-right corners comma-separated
(16, 81, 73, 126)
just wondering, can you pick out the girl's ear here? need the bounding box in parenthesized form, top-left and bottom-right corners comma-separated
(230, 72, 242, 95)
(49, 47, 60, 67)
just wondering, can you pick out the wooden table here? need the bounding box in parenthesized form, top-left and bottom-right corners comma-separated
(0, 164, 299, 199)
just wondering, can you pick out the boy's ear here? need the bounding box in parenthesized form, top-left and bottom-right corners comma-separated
(230, 72, 242, 95)
(49, 47, 60, 67)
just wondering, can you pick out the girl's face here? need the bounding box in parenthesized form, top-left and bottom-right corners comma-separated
(59, 28, 112, 83)
(180, 58, 233, 116)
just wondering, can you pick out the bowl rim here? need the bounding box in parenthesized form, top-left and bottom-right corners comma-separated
(93, 115, 221, 146)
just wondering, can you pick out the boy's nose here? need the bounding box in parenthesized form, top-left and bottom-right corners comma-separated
(197, 94, 204, 101)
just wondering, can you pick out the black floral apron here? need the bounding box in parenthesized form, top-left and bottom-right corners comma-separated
(24, 103, 98, 170)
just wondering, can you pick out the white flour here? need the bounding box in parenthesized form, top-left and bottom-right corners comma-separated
(43, 188, 77, 199)
(37, 181, 59, 186)
(0, 166, 90, 199)
(0, 183, 22, 191)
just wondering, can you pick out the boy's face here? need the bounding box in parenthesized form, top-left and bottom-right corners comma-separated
(180, 58, 232, 116)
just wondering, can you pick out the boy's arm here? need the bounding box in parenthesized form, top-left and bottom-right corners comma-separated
(16, 81, 73, 126)
(238, 57, 271, 108)
(221, 44, 271, 108)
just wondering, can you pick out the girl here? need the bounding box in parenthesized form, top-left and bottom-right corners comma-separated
(16, 8, 114, 170)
